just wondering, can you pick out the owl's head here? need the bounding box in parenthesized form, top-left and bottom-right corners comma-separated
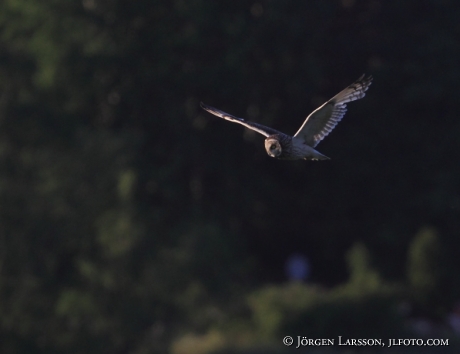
(264, 135, 282, 157)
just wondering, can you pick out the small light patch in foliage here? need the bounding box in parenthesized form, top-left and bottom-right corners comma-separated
(55, 289, 96, 317)
(96, 210, 142, 257)
(171, 329, 225, 354)
(407, 227, 440, 295)
(118, 169, 137, 201)
(77, 260, 116, 289)
(345, 242, 382, 293)
(250, 3, 264, 17)
(82, 0, 96, 11)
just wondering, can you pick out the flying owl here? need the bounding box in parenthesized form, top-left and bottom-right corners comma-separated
(200, 75, 372, 160)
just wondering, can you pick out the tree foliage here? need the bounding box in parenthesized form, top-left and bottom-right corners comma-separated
(0, 0, 459, 353)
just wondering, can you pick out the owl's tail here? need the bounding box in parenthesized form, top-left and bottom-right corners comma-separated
(308, 150, 330, 161)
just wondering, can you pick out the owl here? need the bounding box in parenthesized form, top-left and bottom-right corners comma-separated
(201, 75, 372, 160)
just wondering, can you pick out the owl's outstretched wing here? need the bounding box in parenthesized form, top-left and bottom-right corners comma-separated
(200, 102, 282, 137)
(293, 75, 373, 147)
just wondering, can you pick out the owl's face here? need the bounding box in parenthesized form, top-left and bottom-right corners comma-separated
(265, 137, 282, 157)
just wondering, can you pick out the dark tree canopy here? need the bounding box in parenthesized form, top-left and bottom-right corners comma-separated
(0, 1, 459, 353)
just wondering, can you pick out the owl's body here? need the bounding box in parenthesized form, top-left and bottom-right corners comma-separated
(265, 134, 329, 160)
(201, 75, 372, 161)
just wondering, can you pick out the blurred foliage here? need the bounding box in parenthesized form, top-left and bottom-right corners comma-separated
(243, 243, 403, 347)
(0, 0, 459, 353)
(173, 242, 453, 354)
(407, 227, 443, 316)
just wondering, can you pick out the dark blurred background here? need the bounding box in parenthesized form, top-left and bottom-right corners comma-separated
(1, 0, 460, 353)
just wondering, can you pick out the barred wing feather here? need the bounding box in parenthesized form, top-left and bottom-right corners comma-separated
(293, 75, 372, 147)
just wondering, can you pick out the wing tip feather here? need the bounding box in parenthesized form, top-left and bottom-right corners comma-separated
(357, 74, 373, 90)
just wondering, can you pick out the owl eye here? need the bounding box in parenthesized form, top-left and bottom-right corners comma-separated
(270, 144, 277, 150)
